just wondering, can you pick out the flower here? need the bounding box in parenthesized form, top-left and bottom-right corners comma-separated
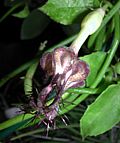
(37, 47, 89, 122)
(40, 47, 89, 90)
(25, 7, 105, 124)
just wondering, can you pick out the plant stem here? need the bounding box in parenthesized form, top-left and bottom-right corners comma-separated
(10, 123, 79, 141)
(24, 60, 39, 96)
(67, 87, 101, 94)
(70, 28, 89, 55)
(0, 2, 23, 23)
(91, 12, 119, 88)
(0, 58, 39, 88)
(0, 114, 34, 131)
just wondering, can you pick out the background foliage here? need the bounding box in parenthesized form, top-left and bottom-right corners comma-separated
(0, 0, 120, 142)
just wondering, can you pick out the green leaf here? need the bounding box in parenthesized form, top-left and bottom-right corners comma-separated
(12, 6, 30, 18)
(80, 84, 120, 137)
(80, 51, 106, 87)
(94, 26, 106, 51)
(0, 114, 34, 131)
(21, 9, 50, 39)
(0, 118, 31, 139)
(39, 0, 99, 25)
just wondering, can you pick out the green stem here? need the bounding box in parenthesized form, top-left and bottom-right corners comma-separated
(60, 93, 89, 115)
(0, 2, 23, 23)
(11, 123, 79, 141)
(67, 87, 100, 94)
(47, 87, 101, 107)
(24, 60, 39, 96)
(0, 58, 38, 88)
(0, 114, 34, 131)
(70, 28, 89, 55)
(91, 12, 119, 88)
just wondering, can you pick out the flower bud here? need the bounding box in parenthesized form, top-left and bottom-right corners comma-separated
(70, 8, 105, 55)
(81, 8, 105, 35)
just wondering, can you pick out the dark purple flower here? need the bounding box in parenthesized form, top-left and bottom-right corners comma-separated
(40, 47, 89, 89)
(34, 47, 89, 122)
(25, 7, 106, 126)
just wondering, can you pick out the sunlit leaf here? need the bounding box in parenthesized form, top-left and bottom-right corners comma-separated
(80, 51, 106, 87)
(39, 0, 99, 25)
(80, 83, 120, 137)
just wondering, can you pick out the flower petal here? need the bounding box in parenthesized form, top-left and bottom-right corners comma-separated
(65, 80, 85, 89)
(40, 52, 54, 76)
(38, 84, 52, 105)
(53, 47, 75, 74)
(65, 60, 89, 90)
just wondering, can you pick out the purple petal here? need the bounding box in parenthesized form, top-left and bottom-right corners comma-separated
(40, 52, 54, 76)
(65, 60, 89, 90)
(53, 47, 75, 75)
(65, 80, 85, 89)
(38, 84, 52, 104)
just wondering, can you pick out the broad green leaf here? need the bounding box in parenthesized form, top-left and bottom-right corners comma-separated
(80, 84, 120, 137)
(80, 51, 106, 87)
(13, 6, 30, 18)
(21, 9, 50, 39)
(39, 0, 99, 25)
